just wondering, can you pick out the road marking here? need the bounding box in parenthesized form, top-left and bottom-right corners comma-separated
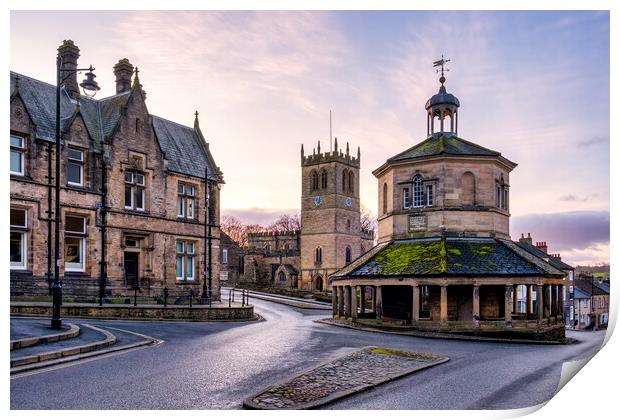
(10, 327, 163, 379)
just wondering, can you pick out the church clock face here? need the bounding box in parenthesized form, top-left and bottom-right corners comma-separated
(345, 197, 353, 207)
(314, 196, 323, 206)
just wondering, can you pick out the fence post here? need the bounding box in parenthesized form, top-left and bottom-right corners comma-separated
(246, 289, 249, 306)
(163, 287, 168, 308)
(133, 286, 138, 307)
(209, 287, 212, 308)
(189, 289, 194, 308)
(228, 289, 232, 308)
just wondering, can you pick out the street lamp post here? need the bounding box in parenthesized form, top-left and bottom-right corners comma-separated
(202, 165, 212, 300)
(51, 56, 100, 330)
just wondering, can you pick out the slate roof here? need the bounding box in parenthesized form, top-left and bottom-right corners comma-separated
(514, 241, 574, 272)
(10, 71, 222, 181)
(330, 237, 565, 280)
(575, 277, 610, 296)
(574, 288, 590, 299)
(386, 133, 508, 164)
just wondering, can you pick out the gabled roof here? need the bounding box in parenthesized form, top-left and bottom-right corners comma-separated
(387, 133, 507, 163)
(10, 71, 222, 181)
(514, 241, 574, 272)
(330, 237, 565, 280)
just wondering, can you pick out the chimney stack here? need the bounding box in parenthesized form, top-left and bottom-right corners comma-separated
(113, 58, 134, 94)
(535, 241, 548, 254)
(58, 40, 80, 99)
(519, 232, 533, 246)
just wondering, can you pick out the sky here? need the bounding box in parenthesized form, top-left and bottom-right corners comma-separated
(10, 10, 610, 266)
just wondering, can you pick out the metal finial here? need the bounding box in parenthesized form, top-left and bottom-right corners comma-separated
(433, 55, 451, 84)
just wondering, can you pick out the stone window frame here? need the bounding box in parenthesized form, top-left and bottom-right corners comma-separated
(382, 182, 388, 215)
(495, 175, 509, 211)
(425, 184, 434, 207)
(311, 170, 319, 191)
(64, 214, 88, 273)
(341, 169, 347, 192)
(222, 248, 229, 264)
(348, 171, 354, 194)
(10, 134, 26, 176)
(66, 146, 85, 187)
(177, 181, 197, 220)
(315, 246, 322, 264)
(124, 170, 146, 212)
(320, 169, 328, 189)
(412, 175, 424, 207)
(345, 246, 352, 264)
(175, 240, 196, 282)
(403, 187, 411, 209)
(10, 207, 28, 270)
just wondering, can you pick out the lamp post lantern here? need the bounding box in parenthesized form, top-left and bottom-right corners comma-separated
(51, 55, 99, 329)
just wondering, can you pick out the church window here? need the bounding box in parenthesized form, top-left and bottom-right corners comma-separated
(403, 187, 410, 209)
(311, 171, 319, 191)
(342, 169, 347, 191)
(346, 219, 351, 232)
(315, 246, 322, 263)
(345, 246, 352, 264)
(321, 170, 328, 189)
(426, 185, 434, 206)
(413, 175, 424, 207)
(382, 183, 388, 214)
(348, 172, 354, 193)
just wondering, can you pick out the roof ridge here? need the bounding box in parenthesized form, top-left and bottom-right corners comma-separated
(152, 114, 197, 132)
(449, 135, 500, 156)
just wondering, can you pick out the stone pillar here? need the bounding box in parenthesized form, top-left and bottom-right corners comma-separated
(536, 285, 543, 321)
(344, 286, 351, 317)
(412, 285, 420, 324)
(558, 285, 565, 320)
(543, 285, 551, 318)
(376, 286, 383, 319)
(526, 285, 532, 318)
(473, 285, 480, 323)
(350, 286, 358, 320)
(440, 286, 448, 322)
(337, 286, 344, 316)
(513, 285, 518, 314)
(371, 286, 377, 313)
(359, 286, 366, 315)
(504, 286, 512, 324)
(332, 287, 338, 316)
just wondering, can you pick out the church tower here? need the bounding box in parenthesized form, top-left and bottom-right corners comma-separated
(300, 139, 372, 291)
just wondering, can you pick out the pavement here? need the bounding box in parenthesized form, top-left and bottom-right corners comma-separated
(10, 295, 607, 410)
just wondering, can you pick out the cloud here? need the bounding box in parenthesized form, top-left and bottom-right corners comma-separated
(576, 136, 609, 148)
(559, 193, 597, 202)
(510, 211, 609, 253)
(223, 208, 299, 226)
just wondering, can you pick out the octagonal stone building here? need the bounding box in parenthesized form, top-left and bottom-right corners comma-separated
(330, 64, 566, 340)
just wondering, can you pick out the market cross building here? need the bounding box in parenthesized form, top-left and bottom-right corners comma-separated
(330, 60, 566, 339)
(10, 40, 224, 301)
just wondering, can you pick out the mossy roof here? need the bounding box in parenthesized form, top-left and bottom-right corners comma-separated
(387, 134, 504, 163)
(330, 237, 565, 280)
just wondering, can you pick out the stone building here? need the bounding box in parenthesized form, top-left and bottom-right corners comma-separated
(219, 231, 243, 286)
(10, 40, 224, 301)
(573, 274, 610, 329)
(330, 62, 566, 339)
(241, 230, 301, 287)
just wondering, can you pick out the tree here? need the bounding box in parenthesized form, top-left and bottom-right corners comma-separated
(360, 205, 377, 234)
(268, 214, 301, 232)
(220, 216, 265, 247)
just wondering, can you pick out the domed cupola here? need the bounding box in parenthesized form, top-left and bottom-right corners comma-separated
(425, 56, 460, 137)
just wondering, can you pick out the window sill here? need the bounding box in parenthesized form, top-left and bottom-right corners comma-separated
(10, 267, 30, 273)
(64, 271, 89, 277)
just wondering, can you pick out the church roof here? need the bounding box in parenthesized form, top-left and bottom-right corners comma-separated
(10, 71, 222, 182)
(330, 237, 565, 281)
(386, 133, 506, 164)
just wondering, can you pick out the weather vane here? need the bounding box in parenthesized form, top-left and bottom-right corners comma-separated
(433, 55, 450, 83)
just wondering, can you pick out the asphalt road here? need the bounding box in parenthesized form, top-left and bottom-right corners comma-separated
(10, 295, 606, 410)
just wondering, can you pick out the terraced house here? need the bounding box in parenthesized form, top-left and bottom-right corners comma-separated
(10, 40, 224, 301)
(330, 63, 566, 339)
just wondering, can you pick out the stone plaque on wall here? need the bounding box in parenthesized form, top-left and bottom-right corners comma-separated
(409, 214, 426, 231)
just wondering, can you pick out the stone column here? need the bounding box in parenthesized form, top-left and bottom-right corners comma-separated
(473, 285, 480, 323)
(344, 286, 351, 317)
(350, 286, 358, 320)
(536, 284, 544, 321)
(338, 286, 344, 316)
(359, 286, 366, 315)
(412, 285, 420, 324)
(504, 285, 512, 324)
(550, 285, 556, 317)
(332, 287, 338, 316)
(543, 285, 551, 318)
(526, 285, 532, 318)
(440, 286, 448, 322)
(371, 286, 377, 313)
(376, 286, 383, 319)
(558, 285, 565, 320)
(513, 285, 518, 314)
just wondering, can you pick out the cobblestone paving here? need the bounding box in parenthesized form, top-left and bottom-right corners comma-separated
(247, 347, 447, 409)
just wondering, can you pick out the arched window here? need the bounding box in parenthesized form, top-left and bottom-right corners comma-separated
(346, 219, 351, 232)
(382, 182, 388, 214)
(342, 169, 347, 192)
(461, 172, 475, 205)
(348, 172, 354, 193)
(413, 175, 424, 207)
(315, 246, 322, 263)
(278, 271, 287, 284)
(311, 171, 319, 191)
(345, 246, 352, 264)
(321, 170, 328, 189)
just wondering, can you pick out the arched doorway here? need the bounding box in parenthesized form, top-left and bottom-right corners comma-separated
(314, 275, 323, 292)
